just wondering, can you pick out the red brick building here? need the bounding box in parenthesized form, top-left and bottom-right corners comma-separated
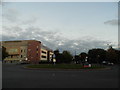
(1, 40, 54, 64)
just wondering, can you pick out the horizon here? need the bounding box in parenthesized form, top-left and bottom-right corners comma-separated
(1, 39, 119, 55)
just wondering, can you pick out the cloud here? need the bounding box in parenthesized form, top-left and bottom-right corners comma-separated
(104, 19, 118, 26)
(2, 24, 114, 55)
(0, 0, 1, 5)
(0, 2, 10, 6)
(21, 17, 38, 25)
(2, 8, 117, 55)
(2, 7, 37, 26)
(2, 8, 20, 22)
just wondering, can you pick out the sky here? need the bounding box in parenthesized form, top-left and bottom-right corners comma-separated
(1, 2, 118, 55)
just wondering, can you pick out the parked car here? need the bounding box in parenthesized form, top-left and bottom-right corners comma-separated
(102, 61, 114, 65)
(102, 61, 107, 65)
(17, 60, 29, 65)
(108, 62, 114, 66)
(83, 62, 91, 67)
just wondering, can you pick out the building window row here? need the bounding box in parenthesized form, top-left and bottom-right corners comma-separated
(41, 55, 46, 58)
(42, 51, 46, 54)
(7, 55, 19, 58)
(21, 49, 26, 53)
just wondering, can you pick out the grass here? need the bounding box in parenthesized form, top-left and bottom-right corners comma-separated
(26, 64, 106, 69)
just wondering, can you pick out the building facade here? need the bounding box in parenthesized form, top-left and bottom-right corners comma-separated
(1, 40, 54, 64)
(41, 45, 54, 62)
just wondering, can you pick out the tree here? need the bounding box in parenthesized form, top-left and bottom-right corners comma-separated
(79, 52, 88, 64)
(62, 51, 73, 63)
(106, 47, 118, 64)
(74, 55, 80, 64)
(88, 48, 107, 64)
(118, 50, 120, 64)
(2, 46, 9, 62)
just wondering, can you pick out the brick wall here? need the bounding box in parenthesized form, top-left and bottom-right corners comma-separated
(27, 40, 41, 64)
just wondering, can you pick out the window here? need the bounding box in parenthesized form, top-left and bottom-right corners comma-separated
(42, 56, 46, 58)
(21, 50, 23, 52)
(36, 53, 38, 56)
(37, 46, 38, 48)
(21, 55, 23, 58)
(42, 51, 46, 54)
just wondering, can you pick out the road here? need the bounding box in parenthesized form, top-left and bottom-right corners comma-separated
(2, 63, 120, 88)
(0, 61, 2, 89)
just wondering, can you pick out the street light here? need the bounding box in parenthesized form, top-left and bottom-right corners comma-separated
(53, 54, 56, 65)
(85, 56, 88, 62)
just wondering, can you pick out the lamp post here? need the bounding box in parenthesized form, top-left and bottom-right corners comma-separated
(97, 55, 100, 64)
(85, 56, 88, 62)
(53, 54, 56, 65)
(74, 50, 77, 64)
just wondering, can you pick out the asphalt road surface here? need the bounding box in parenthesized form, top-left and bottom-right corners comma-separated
(2, 63, 120, 88)
(0, 61, 2, 89)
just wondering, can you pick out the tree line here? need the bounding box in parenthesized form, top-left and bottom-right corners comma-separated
(54, 46, 120, 64)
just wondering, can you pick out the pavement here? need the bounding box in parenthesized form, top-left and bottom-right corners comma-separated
(2, 63, 120, 88)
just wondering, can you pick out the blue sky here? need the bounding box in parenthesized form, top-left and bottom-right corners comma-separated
(1, 2, 118, 54)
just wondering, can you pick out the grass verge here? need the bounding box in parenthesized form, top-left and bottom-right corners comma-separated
(26, 64, 106, 69)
